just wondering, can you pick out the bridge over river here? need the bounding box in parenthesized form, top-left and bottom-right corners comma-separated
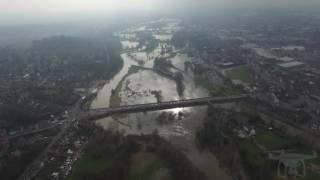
(84, 94, 250, 121)
(16, 95, 251, 180)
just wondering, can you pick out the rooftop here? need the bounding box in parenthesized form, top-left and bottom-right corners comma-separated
(279, 61, 304, 68)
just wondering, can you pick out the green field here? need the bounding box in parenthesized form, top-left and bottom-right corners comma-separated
(66, 154, 111, 180)
(256, 131, 297, 150)
(224, 66, 255, 83)
(239, 139, 267, 168)
(194, 75, 215, 91)
(129, 152, 169, 180)
(67, 151, 170, 180)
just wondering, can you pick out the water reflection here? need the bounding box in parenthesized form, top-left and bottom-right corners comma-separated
(169, 107, 184, 114)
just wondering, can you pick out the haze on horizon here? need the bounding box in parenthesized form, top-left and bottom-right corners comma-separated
(1, 0, 320, 25)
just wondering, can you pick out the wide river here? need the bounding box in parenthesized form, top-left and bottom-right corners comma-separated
(90, 19, 232, 180)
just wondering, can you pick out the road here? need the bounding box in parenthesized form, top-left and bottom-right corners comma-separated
(17, 99, 82, 180)
(8, 124, 60, 140)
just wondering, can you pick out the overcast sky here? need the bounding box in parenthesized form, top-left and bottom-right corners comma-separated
(0, 0, 319, 24)
(2, 0, 319, 14)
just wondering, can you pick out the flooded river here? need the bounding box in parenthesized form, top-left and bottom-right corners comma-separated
(90, 19, 232, 180)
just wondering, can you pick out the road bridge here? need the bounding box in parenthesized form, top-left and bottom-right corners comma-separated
(88, 95, 250, 119)
(16, 94, 250, 180)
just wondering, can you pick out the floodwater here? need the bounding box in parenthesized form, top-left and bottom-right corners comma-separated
(121, 41, 139, 49)
(91, 19, 232, 180)
(120, 70, 180, 105)
(90, 53, 138, 109)
(153, 34, 173, 41)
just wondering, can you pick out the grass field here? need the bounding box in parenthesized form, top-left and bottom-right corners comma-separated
(66, 154, 111, 180)
(129, 152, 169, 180)
(224, 66, 255, 83)
(194, 75, 216, 91)
(255, 131, 294, 150)
(239, 139, 267, 167)
(67, 151, 169, 180)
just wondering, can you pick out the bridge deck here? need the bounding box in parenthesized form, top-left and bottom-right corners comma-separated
(89, 95, 249, 116)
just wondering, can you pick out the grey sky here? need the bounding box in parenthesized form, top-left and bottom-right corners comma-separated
(1, 0, 319, 15)
(0, 0, 319, 25)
